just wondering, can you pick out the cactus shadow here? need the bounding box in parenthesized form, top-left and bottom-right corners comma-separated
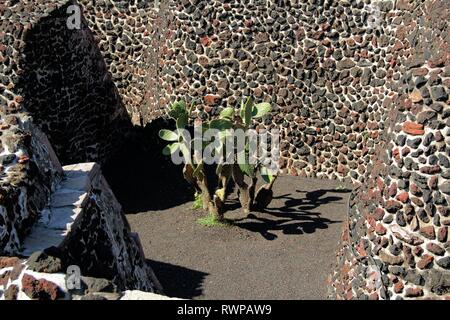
(228, 188, 345, 241)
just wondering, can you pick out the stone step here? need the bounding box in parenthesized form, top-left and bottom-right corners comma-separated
(50, 191, 88, 208)
(21, 226, 66, 257)
(63, 162, 99, 181)
(20, 163, 99, 257)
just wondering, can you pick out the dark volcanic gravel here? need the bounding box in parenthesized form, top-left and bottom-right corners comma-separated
(127, 176, 351, 300)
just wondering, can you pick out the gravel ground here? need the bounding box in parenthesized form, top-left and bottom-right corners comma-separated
(126, 176, 351, 300)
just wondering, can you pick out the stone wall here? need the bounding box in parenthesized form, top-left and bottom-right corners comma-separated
(3, 1, 446, 186)
(329, 0, 449, 300)
(0, 256, 167, 300)
(0, 162, 161, 299)
(0, 0, 449, 300)
(2, 0, 138, 165)
(58, 163, 158, 291)
(0, 0, 162, 297)
(155, 0, 405, 183)
(0, 113, 62, 255)
(1, 0, 397, 182)
(0, 0, 407, 183)
(70, 0, 168, 124)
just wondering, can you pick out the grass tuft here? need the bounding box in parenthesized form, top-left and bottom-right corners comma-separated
(197, 214, 232, 227)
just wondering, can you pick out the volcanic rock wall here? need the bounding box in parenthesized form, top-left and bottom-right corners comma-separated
(3, 0, 447, 186)
(1, 0, 396, 182)
(0, 0, 411, 182)
(0, 113, 63, 255)
(0, 162, 160, 299)
(0, 1, 160, 294)
(59, 163, 157, 291)
(1, 0, 449, 300)
(153, 1, 450, 298)
(329, 0, 449, 300)
(1, 0, 145, 165)
(157, 0, 406, 183)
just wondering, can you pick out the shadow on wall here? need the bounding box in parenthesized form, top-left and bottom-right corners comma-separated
(15, 3, 190, 212)
(16, 3, 133, 165)
(147, 259, 208, 299)
(102, 118, 194, 213)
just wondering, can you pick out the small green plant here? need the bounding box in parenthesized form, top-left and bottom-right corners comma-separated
(197, 214, 231, 227)
(158, 98, 278, 223)
(192, 192, 203, 210)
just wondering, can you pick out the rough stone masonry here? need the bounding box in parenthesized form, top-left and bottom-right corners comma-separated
(0, 0, 449, 299)
(0, 0, 161, 299)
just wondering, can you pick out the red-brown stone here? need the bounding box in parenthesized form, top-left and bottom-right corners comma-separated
(0, 270, 10, 286)
(385, 200, 403, 213)
(402, 121, 424, 135)
(426, 243, 445, 256)
(405, 287, 423, 297)
(411, 197, 424, 207)
(435, 131, 444, 142)
(401, 147, 410, 156)
(4, 284, 19, 300)
(394, 281, 404, 294)
(337, 164, 348, 175)
(372, 208, 385, 221)
(21, 274, 62, 300)
(356, 241, 367, 258)
(0, 257, 21, 268)
(437, 227, 447, 243)
(396, 191, 409, 203)
(392, 40, 403, 51)
(9, 262, 24, 281)
(419, 166, 441, 175)
(388, 182, 398, 197)
(419, 226, 436, 240)
(345, 290, 353, 300)
(244, 19, 253, 28)
(428, 57, 445, 68)
(413, 246, 423, 257)
(403, 245, 415, 267)
(321, 23, 331, 31)
(429, 176, 438, 189)
(198, 56, 209, 67)
(200, 36, 212, 47)
(417, 254, 434, 270)
(375, 223, 387, 235)
(410, 183, 422, 196)
(204, 95, 220, 106)
(367, 215, 377, 229)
